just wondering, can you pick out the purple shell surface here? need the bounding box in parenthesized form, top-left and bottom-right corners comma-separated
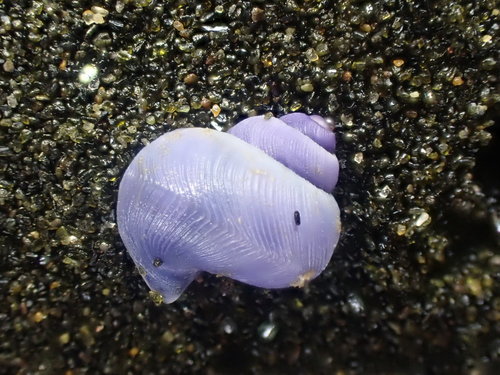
(117, 113, 341, 303)
(280, 112, 336, 153)
(228, 115, 339, 192)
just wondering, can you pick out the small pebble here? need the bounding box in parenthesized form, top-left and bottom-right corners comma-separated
(3, 59, 14, 72)
(251, 7, 265, 22)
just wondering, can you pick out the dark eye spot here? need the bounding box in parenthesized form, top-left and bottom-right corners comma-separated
(153, 258, 163, 267)
(294, 211, 301, 225)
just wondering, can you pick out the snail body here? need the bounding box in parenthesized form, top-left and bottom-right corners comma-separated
(117, 113, 341, 303)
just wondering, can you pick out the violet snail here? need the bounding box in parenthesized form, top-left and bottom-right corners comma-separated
(117, 113, 341, 303)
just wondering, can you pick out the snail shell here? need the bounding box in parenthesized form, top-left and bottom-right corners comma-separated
(117, 113, 341, 303)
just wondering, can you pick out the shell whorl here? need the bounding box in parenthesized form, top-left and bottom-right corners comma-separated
(228, 114, 339, 192)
